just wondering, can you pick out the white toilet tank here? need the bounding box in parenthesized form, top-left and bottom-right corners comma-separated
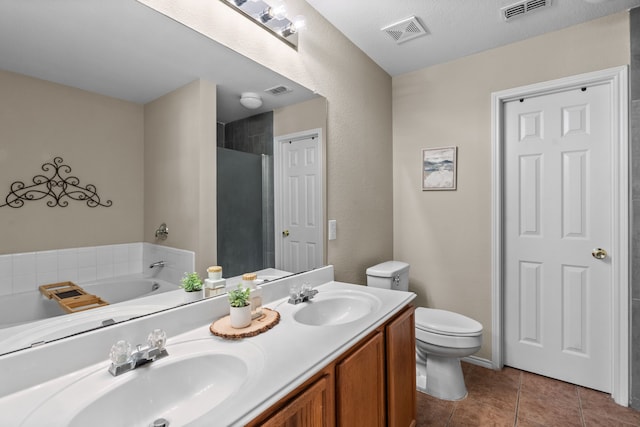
(366, 261, 409, 292)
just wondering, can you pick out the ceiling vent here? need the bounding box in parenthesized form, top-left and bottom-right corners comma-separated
(381, 16, 428, 44)
(264, 85, 292, 96)
(501, 0, 552, 22)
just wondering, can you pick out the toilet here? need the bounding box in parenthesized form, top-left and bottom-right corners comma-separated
(366, 261, 483, 401)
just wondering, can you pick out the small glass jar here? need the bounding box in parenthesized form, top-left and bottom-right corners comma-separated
(207, 266, 223, 280)
(242, 272, 257, 287)
(204, 266, 225, 298)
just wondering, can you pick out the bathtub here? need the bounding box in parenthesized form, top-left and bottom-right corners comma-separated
(0, 276, 181, 354)
(0, 276, 179, 328)
(82, 277, 178, 305)
(0, 304, 169, 354)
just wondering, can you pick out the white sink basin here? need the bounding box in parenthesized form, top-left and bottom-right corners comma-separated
(20, 339, 264, 427)
(293, 290, 382, 326)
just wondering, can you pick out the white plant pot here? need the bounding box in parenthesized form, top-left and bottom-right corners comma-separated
(183, 290, 201, 303)
(230, 305, 252, 329)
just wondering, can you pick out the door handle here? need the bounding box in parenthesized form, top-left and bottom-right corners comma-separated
(591, 248, 607, 260)
(282, 230, 290, 237)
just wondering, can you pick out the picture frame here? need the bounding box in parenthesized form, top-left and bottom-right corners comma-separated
(422, 146, 457, 191)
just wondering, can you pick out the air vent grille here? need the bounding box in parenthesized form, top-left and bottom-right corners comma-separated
(501, 0, 552, 22)
(381, 16, 428, 45)
(264, 85, 292, 96)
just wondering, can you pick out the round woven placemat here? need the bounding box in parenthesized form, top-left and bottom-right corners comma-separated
(210, 307, 280, 339)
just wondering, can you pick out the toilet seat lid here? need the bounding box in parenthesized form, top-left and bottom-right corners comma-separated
(415, 307, 482, 336)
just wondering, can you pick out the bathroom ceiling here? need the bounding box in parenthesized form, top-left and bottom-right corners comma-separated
(305, 0, 640, 76)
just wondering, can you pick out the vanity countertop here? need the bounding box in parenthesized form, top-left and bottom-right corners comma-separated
(218, 280, 416, 426)
(0, 269, 415, 426)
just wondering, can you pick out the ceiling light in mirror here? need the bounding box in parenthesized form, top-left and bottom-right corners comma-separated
(240, 92, 263, 109)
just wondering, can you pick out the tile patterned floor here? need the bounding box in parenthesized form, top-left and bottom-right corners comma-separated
(416, 363, 640, 426)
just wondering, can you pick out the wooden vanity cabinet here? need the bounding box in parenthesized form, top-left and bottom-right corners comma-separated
(258, 370, 335, 427)
(248, 305, 415, 427)
(336, 331, 385, 426)
(386, 305, 417, 427)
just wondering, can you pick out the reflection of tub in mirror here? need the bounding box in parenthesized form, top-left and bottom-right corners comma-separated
(0, 276, 180, 354)
(82, 277, 178, 305)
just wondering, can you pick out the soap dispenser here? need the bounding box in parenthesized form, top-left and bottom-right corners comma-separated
(242, 273, 263, 319)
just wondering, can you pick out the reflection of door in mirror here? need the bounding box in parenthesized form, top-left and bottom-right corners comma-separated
(217, 112, 275, 277)
(275, 130, 324, 273)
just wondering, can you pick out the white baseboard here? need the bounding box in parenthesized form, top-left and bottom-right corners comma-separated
(462, 355, 494, 370)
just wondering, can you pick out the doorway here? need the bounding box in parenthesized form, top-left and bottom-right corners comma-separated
(491, 67, 629, 404)
(274, 129, 324, 273)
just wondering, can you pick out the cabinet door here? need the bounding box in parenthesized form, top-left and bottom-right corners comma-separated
(386, 306, 416, 427)
(336, 332, 385, 427)
(260, 373, 333, 427)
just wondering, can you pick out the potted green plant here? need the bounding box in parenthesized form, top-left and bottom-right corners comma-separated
(228, 284, 251, 328)
(181, 272, 203, 302)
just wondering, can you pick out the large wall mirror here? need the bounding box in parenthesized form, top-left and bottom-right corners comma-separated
(0, 0, 327, 355)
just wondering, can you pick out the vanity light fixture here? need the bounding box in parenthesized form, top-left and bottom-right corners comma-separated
(240, 92, 263, 109)
(221, 0, 305, 49)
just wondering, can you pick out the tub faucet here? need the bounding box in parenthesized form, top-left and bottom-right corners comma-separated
(149, 260, 165, 269)
(108, 329, 168, 376)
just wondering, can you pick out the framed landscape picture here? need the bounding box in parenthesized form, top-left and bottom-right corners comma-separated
(422, 146, 457, 191)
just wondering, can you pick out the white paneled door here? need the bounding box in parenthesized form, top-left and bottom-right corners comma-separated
(277, 133, 323, 273)
(504, 83, 611, 392)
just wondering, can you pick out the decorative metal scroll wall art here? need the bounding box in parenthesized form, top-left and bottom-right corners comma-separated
(0, 157, 113, 208)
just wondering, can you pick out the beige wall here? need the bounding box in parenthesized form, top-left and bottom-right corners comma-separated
(139, 0, 394, 284)
(392, 13, 631, 360)
(143, 79, 217, 275)
(0, 69, 144, 254)
(274, 97, 326, 138)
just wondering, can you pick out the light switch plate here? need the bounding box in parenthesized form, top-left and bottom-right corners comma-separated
(328, 220, 337, 240)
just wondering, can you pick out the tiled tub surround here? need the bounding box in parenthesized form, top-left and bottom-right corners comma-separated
(0, 266, 417, 426)
(0, 243, 194, 297)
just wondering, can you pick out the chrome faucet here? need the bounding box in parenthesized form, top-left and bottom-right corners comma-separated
(288, 283, 318, 305)
(108, 329, 168, 376)
(149, 260, 165, 269)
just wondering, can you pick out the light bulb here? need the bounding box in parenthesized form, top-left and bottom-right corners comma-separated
(270, 0, 287, 20)
(292, 15, 306, 31)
